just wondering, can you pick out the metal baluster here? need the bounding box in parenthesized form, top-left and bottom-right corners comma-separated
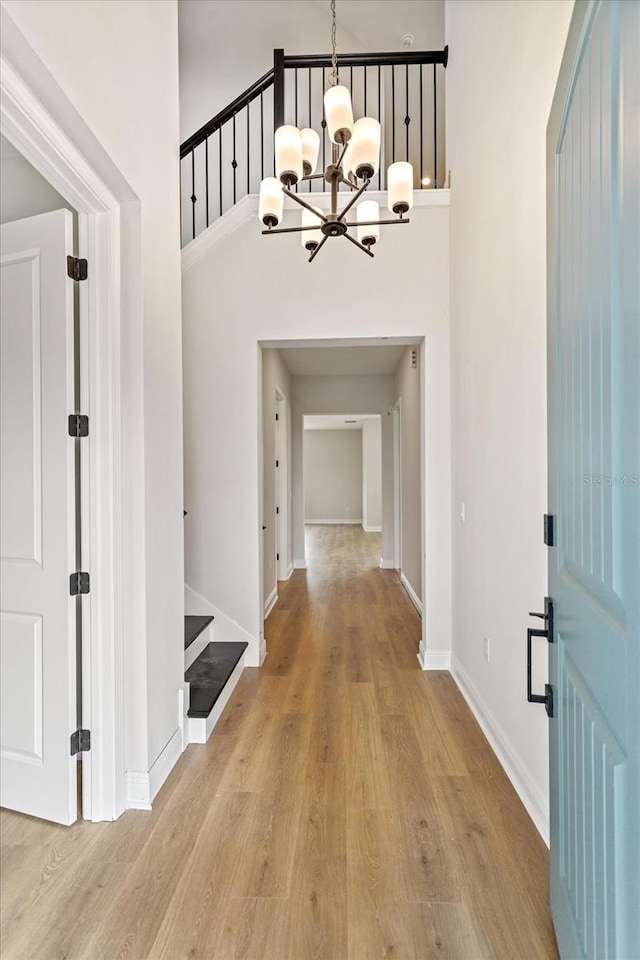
(420, 64, 423, 185)
(405, 63, 410, 161)
(246, 103, 250, 195)
(294, 69, 298, 191)
(378, 65, 381, 189)
(308, 66, 312, 192)
(205, 137, 209, 228)
(391, 65, 395, 162)
(219, 126, 223, 217)
(433, 64, 437, 188)
(364, 65, 367, 115)
(322, 67, 327, 192)
(191, 149, 196, 241)
(232, 112, 237, 204)
(260, 91, 264, 181)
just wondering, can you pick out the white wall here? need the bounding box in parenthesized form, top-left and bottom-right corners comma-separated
(0, 135, 70, 223)
(182, 195, 451, 667)
(262, 348, 292, 604)
(394, 345, 422, 601)
(2, 0, 185, 781)
(292, 375, 393, 566)
(445, 0, 573, 839)
(304, 429, 363, 523)
(362, 418, 382, 532)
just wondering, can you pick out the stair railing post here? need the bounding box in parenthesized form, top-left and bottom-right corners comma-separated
(274, 48, 285, 131)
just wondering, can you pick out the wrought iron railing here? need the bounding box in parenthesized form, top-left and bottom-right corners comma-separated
(180, 46, 448, 246)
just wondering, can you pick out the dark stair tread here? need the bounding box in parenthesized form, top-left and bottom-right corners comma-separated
(184, 614, 214, 651)
(186, 641, 248, 718)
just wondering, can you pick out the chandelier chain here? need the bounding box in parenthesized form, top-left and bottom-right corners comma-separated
(329, 0, 338, 86)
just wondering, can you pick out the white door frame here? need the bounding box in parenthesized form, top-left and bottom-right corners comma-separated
(1, 34, 129, 821)
(275, 389, 289, 581)
(393, 398, 402, 572)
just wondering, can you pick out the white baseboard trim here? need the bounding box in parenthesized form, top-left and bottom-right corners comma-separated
(264, 586, 278, 618)
(293, 558, 307, 569)
(285, 562, 294, 580)
(418, 649, 451, 670)
(187, 655, 245, 744)
(451, 654, 550, 846)
(305, 519, 363, 525)
(149, 726, 183, 803)
(362, 523, 382, 533)
(125, 772, 151, 811)
(184, 583, 261, 667)
(400, 571, 422, 615)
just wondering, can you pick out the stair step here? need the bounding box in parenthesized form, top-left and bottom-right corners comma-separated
(186, 641, 248, 718)
(184, 614, 214, 651)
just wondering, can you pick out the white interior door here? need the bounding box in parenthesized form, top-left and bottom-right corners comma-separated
(1, 209, 77, 825)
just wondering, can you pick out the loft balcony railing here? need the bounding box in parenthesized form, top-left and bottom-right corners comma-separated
(180, 46, 449, 247)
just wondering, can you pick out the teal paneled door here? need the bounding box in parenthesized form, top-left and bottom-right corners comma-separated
(546, 1, 639, 957)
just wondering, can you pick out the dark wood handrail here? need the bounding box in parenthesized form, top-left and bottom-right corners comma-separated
(283, 47, 448, 69)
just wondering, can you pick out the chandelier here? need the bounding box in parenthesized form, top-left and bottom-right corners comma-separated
(258, 0, 414, 262)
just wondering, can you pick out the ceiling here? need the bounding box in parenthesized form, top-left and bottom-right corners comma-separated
(178, 0, 444, 139)
(279, 344, 406, 377)
(305, 414, 380, 430)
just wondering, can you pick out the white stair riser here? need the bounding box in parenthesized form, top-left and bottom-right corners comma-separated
(184, 629, 213, 671)
(187, 655, 245, 744)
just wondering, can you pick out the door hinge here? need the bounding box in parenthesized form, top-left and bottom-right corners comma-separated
(276, 506, 280, 514)
(70, 729, 91, 755)
(68, 414, 89, 437)
(275, 413, 279, 421)
(67, 256, 88, 281)
(70, 571, 90, 595)
(544, 514, 555, 546)
(276, 552, 280, 561)
(276, 459, 279, 467)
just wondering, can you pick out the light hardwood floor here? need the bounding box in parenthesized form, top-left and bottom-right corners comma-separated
(1, 524, 558, 959)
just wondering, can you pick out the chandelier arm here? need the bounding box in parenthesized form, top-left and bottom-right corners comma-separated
(343, 179, 361, 191)
(308, 234, 329, 262)
(301, 173, 326, 181)
(282, 187, 329, 222)
(262, 224, 327, 235)
(344, 218, 411, 227)
(344, 230, 374, 258)
(335, 142, 350, 169)
(337, 178, 370, 221)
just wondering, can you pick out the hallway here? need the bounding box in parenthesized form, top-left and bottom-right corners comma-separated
(1, 526, 557, 959)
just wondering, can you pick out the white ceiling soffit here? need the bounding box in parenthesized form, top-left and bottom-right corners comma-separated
(279, 344, 406, 377)
(304, 414, 380, 430)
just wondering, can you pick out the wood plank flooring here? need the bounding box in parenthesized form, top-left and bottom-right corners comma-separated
(1, 524, 559, 959)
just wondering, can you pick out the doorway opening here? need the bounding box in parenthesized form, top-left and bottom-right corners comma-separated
(259, 337, 426, 659)
(275, 389, 289, 584)
(1, 37, 132, 823)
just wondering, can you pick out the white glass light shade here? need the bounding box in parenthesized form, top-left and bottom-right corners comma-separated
(258, 177, 283, 226)
(300, 128, 320, 175)
(356, 200, 380, 246)
(387, 161, 414, 214)
(275, 125, 303, 185)
(324, 85, 354, 143)
(349, 118, 381, 179)
(300, 206, 323, 250)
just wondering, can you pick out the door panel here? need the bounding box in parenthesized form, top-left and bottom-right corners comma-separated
(547, 2, 639, 957)
(0, 209, 77, 825)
